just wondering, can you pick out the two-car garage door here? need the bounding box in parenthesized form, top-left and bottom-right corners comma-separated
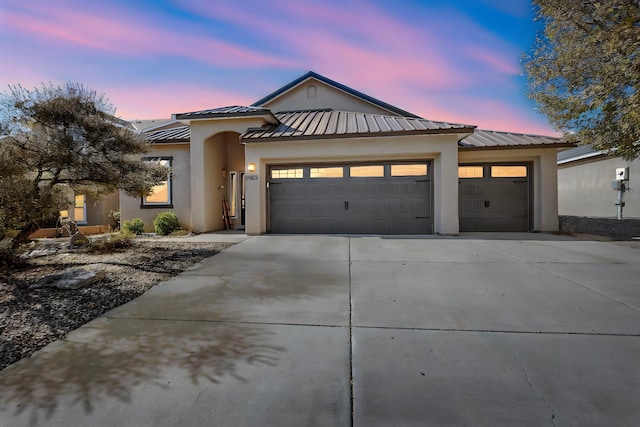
(268, 162, 531, 234)
(269, 162, 433, 234)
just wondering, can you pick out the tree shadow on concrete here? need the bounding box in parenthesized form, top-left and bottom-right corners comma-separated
(0, 249, 349, 425)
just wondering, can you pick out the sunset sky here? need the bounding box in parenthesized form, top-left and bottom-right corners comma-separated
(0, 0, 558, 135)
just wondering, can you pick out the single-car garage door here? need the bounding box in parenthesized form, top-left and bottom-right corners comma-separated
(459, 164, 531, 232)
(269, 162, 432, 234)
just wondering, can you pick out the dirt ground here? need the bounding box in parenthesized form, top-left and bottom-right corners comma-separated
(0, 238, 233, 371)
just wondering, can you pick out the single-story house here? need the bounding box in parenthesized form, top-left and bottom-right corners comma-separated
(119, 71, 571, 235)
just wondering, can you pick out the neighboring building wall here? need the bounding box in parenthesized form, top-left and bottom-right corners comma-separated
(260, 79, 398, 116)
(120, 144, 192, 231)
(558, 156, 639, 218)
(244, 133, 461, 235)
(458, 148, 560, 231)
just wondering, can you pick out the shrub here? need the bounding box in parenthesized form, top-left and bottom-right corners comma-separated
(122, 218, 145, 235)
(89, 230, 135, 252)
(109, 209, 121, 229)
(153, 211, 180, 236)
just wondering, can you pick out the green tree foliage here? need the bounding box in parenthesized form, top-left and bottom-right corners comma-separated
(524, 0, 640, 159)
(0, 83, 167, 250)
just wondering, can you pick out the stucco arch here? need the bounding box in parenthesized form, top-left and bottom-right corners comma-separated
(189, 117, 266, 232)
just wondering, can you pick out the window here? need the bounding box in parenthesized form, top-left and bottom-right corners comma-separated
(74, 194, 86, 224)
(490, 166, 527, 178)
(350, 165, 384, 177)
(391, 164, 428, 177)
(229, 172, 238, 217)
(271, 168, 303, 179)
(142, 158, 172, 207)
(310, 167, 343, 178)
(458, 166, 484, 178)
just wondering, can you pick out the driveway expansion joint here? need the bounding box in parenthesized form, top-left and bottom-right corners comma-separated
(350, 325, 640, 337)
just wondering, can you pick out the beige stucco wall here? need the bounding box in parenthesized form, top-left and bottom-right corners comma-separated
(458, 148, 560, 231)
(260, 78, 399, 116)
(558, 156, 639, 218)
(244, 133, 461, 235)
(189, 118, 262, 232)
(120, 144, 191, 231)
(85, 193, 119, 227)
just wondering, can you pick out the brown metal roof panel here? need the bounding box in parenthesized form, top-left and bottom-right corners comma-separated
(314, 110, 332, 135)
(364, 114, 380, 133)
(282, 112, 307, 136)
(294, 111, 317, 136)
(304, 111, 324, 136)
(374, 115, 392, 132)
(344, 112, 357, 134)
(407, 119, 428, 131)
(385, 117, 404, 131)
(326, 111, 340, 134)
(336, 112, 348, 134)
(396, 117, 415, 131)
(355, 113, 369, 133)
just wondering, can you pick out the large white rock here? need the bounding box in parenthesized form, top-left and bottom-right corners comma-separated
(33, 269, 106, 290)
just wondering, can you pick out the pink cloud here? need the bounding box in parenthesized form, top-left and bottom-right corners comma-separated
(463, 47, 521, 75)
(104, 84, 255, 120)
(0, 3, 294, 68)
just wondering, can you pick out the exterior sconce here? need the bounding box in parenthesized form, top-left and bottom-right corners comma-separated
(221, 168, 227, 179)
(247, 162, 256, 173)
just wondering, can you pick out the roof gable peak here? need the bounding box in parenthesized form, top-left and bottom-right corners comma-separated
(252, 71, 421, 118)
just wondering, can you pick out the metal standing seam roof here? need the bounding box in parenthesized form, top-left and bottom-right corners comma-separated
(173, 105, 278, 122)
(143, 125, 191, 143)
(241, 110, 475, 142)
(251, 71, 422, 119)
(459, 129, 572, 149)
(557, 144, 605, 164)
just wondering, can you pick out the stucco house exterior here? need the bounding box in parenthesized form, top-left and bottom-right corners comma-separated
(120, 71, 571, 235)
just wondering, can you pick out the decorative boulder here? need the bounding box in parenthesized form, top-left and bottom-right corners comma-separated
(33, 269, 106, 290)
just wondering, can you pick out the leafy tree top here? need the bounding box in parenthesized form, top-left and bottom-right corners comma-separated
(524, 0, 640, 159)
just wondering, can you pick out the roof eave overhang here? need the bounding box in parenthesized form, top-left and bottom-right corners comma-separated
(174, 111, 278, 124)
(458, 142, 575, 151)
(241, 127, 475, 143)
(149, 139, 190, 144)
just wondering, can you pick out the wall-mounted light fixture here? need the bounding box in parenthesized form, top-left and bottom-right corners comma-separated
(247, 162, 256, 173)
(221, 168, 227, 179)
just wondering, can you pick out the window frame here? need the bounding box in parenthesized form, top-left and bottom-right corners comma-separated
(140, 157, 173, 209)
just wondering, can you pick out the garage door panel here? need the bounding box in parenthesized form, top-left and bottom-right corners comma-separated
(459, 164, 530, 232)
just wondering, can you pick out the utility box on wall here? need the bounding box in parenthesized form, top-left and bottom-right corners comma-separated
(616, 167, 629, 181)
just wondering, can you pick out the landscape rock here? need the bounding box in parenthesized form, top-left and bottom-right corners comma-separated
(33, 269, 106, 290)
(21, 248, 59, 259)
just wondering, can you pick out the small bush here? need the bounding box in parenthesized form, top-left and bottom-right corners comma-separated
(89, 230, 135, 252)
(109, 209, 121, 229)
(122, 218, 145, 235)
(153, 211, 180, 236)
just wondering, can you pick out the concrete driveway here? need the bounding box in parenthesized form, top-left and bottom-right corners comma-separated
(1, 234, 639, 426)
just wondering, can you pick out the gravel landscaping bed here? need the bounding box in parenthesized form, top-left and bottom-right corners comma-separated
(0, 239, 233, 371)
